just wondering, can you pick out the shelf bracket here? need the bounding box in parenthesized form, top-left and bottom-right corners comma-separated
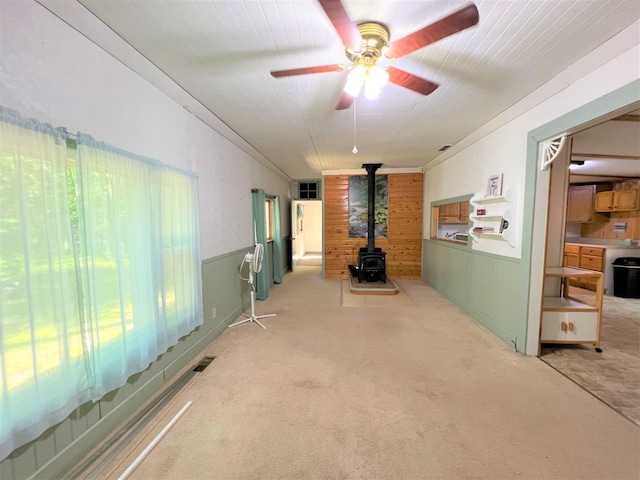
(540, 135, 567, 171)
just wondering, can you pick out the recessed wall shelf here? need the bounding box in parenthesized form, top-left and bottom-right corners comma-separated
(468, 190, 518, 247)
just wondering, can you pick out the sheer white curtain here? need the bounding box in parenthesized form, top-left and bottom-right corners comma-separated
(151, 170, 202, 351)
(0, 109, 91, 461)
(76, 134, 203, 399)
(0, 110, 203, 461)
(76, 135, 160, 397)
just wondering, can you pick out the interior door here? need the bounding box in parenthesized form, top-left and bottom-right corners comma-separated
(291, 200, 303, 271)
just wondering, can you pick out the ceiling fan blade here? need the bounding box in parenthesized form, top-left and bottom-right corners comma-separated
(317, 0, 362, 51)
(271, 64, 345, 77)
(336, 92, 354, 110)
(386, 67, 439, 96)
(385, 3, 479, 59)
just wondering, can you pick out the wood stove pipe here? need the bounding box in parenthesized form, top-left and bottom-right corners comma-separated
(362, 163, 382, 252)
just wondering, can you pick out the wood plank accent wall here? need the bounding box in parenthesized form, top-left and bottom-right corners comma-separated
(324, 173, 423, 279)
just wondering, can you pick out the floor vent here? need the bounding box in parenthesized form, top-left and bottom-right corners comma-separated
(193, 356, 216, 372)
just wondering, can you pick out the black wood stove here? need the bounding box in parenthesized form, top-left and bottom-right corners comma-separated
(349, 163, 387, 283)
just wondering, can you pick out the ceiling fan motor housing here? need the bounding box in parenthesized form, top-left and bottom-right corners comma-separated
(346, 22, 390, 66)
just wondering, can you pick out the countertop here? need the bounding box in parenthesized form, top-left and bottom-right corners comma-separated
(565, 238, 639, 250)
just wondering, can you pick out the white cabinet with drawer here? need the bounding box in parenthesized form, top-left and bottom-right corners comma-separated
(540, 267, 603, 349)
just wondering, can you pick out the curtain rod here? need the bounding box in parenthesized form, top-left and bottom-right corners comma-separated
(251, 188, 275, 199)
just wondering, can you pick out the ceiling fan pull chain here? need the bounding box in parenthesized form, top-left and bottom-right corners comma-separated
(352, 97, 358, 154)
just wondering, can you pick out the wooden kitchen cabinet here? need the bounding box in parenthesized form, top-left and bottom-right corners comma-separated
(438, 202, 461, 223)
(566, 185, 596, 223)
(563, 244, 580, 268)
(595, 189, 638, 212)
(458, 201, 470, 223)
(432, 199, 471, 244)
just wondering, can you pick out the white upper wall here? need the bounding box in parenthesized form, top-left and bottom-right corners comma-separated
(572, 120, 640, 157)
(301, 201, 323, 253)
(424, 20, 640, 259)
(0, 0, 290, 260)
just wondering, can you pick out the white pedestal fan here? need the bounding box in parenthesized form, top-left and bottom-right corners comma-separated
(228, 243, 276, 329)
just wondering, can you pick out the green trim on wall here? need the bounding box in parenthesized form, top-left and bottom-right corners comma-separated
(529, 80, 640, 142)
(201, 246, 254, 264)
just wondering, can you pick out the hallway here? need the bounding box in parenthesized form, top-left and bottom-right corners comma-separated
(76, 267, 639, 479)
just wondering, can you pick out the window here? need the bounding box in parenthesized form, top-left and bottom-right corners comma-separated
(298, 181, 319, 199)
(0, 108, 203, 461)
(265, 198, 274, 241)
(431, 199, 470, 243)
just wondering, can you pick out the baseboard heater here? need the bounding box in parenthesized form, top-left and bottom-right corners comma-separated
(67, 356, 215, 479)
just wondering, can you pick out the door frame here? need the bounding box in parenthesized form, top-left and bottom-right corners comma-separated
(291, 199, 303, 272)
(524, 81, 640, 355)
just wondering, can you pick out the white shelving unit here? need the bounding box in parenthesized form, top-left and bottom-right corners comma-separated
(540, 267, 603, 348)
(468, 191, 517, 247)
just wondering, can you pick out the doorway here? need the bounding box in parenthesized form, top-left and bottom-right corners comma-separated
(537, 110, 640, 425)
(291, 200, 323, 270)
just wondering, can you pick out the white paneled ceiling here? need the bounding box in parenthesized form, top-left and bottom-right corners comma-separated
(40, 0, 640, 180)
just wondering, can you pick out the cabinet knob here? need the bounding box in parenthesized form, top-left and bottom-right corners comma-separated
(568, 322, 574, 332)
(561, 321, 567, 332)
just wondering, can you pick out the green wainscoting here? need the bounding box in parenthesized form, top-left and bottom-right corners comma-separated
(1, 248, 252, 480)
(422, 239, 526, 353)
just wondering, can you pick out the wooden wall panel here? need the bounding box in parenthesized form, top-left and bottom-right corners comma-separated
(422, 238, 527, 353)
(324, 173, 423, 279)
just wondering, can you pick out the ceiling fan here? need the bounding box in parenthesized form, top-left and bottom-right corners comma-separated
(270, 0, 479, 110)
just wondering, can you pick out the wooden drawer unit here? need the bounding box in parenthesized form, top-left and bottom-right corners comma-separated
(563, 244, 580, 268)
(579, 254, 604, 271)
(564, 244, 580, 254)
(581, 246, 604, 257)
(564, 244, 605, 291)
(564, 253, 579, 268)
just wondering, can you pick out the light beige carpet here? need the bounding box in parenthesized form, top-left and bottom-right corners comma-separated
(86, 267, 639, 480)
(295, 254, 322, 266)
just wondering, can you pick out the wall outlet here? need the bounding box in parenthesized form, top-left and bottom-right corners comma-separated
(211, 308, 217, 319)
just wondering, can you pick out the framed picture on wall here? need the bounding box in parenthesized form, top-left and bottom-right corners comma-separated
(486, 174, 503, 197)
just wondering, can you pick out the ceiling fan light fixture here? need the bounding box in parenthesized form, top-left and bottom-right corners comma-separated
(364, 66, 390, 100)
(344, 65, 366, 97)
(271, 2, 480, 108)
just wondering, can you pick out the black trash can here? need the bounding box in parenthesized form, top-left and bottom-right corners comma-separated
(612, 257, 640, 298)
